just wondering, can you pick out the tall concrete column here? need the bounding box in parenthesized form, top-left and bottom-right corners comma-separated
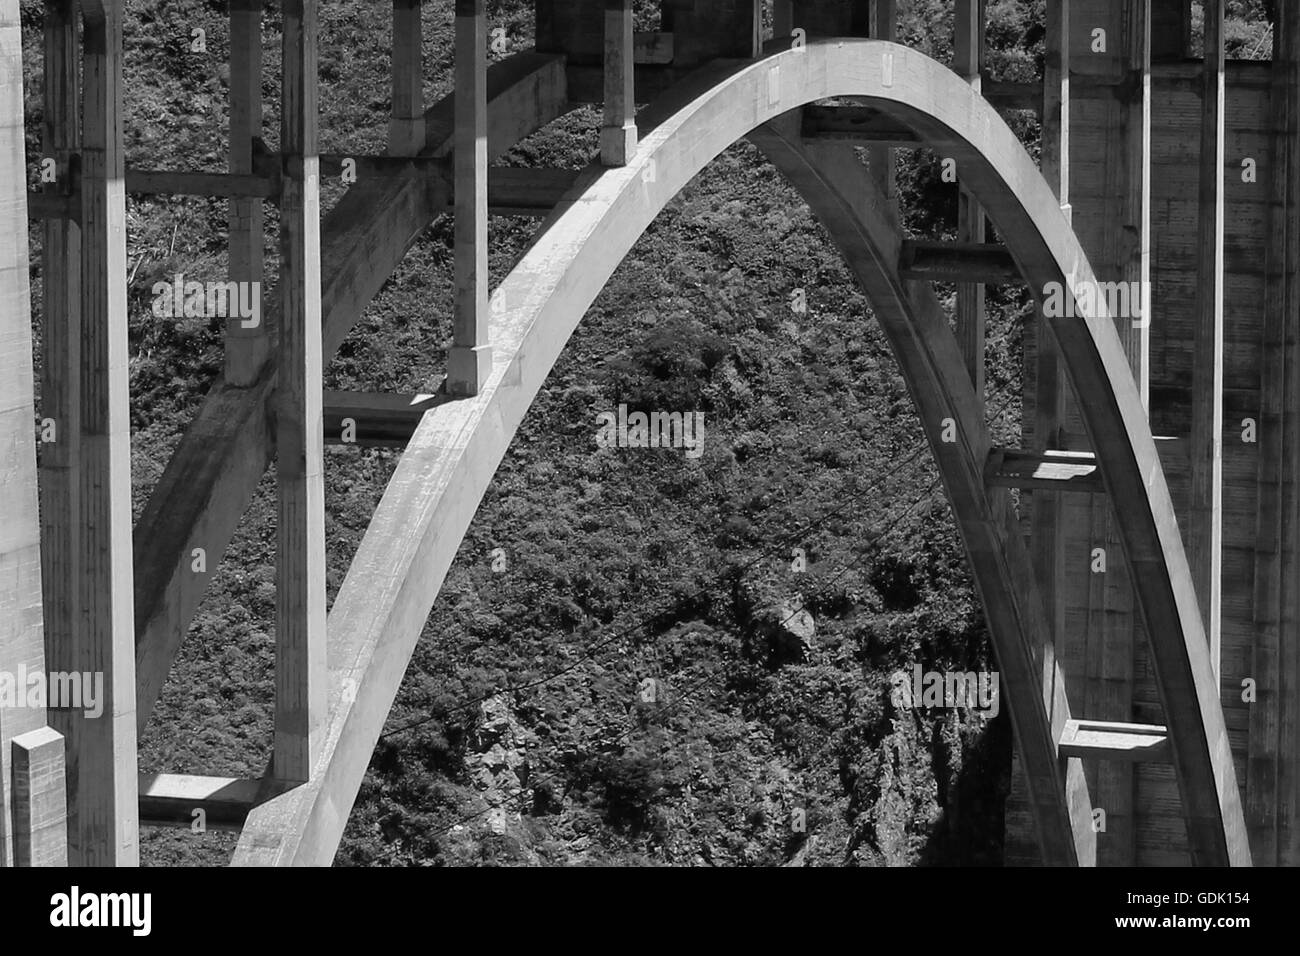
(37, 0, 81, 849)
(76, 0, 139, 866)
(600, 0, 636, 166)
(1248, 0, 1300, 868)
(389, 0, 425, 155)
(868, 0, 897, 221)
(227, 0, 266, 385)
(1188, 0, 1225, 686)
(447, 0, 492, 396)
(275, 0, 326, 783)
(955, 0, 986, 408)
(11, 728, 68, 866)
(0, 0, 59, 868)
(1033, 0, 1070, 706)
(1059, 0, 1151, 866)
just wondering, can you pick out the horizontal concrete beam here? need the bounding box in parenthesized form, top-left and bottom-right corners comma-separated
(982, 77, 1040, 112)
(128, 168, 278, 197)
(986, 448, 1104, 493)
(634, 31, 673, 65)
(470, 166, 582, 216)
(565, 63, 678, 103)
(1058, 720, 1171, 763)
(315, 153, 443, 179)
(1056, 429, 1187, 455)
(138, 773, 287, 830)
(323, 391, 443, 447)
(801, 105, 921, 145)
(899, 240, 1021, 284)
(25, 190, 78, 220)
(26, 163, 580, 219)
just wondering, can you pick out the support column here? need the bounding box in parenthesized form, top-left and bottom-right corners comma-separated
(274, 0, 326, 783)
(745, 0, 762, 56)
(77, 0, 139, 866)
(1189, 0, 1224, 686)
(955, 0, 985, 407)
(227, 0, 266, 385)
(1114, 0, 1150, 866)
(0, 0, 53, 867)
(1033, 0, 1070, 675)
(1006, 0, 1073, 866)
(37, 0, 81, 844)
(1043, 0, 1071, 220)
(600, 0, 636, 166)
(1126, 0, 1152, 407)
(389, 0, 425, 156)
(447, 0, 492, 397)
(868, 0, 898, 221)
(1151, 0, 1190, 61)
(11, 728, 68, 867)
(1061, 0, 1150, 867)
(1274, 0, 1300, 868)
(1248, 0, 1299, 868)
(773, 0, 793, 39)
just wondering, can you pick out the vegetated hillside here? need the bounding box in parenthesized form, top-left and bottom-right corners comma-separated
(17, 0, 1271, 866)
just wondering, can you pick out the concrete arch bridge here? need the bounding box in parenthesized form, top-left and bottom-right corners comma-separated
(1, 0, 1292, 867)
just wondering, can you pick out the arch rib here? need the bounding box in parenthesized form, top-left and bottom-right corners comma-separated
(232, 40, 1248, 867)
(747, 118, 1094, 866)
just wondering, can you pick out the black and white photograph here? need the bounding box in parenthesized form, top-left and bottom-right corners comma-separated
(0, 0, 1286, 935)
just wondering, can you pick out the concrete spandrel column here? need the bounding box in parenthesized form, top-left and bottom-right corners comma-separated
(12, 727, 68, 867)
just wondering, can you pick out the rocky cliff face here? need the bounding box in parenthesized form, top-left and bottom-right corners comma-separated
(467, 695, 534, 828)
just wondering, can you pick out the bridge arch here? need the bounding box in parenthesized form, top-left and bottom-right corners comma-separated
(233, 40, 1247, 867)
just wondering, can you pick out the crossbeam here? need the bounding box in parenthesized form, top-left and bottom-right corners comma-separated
(26, 189, 78, 219)
(27, 160, 578, 219)
(986, 448, 1104, 493)
(472, 167, 582, 216)
(800, 105, 920, 145)
(138, 773, 281, 830)
(324, 391, 443, 446)
(1058, 720, 1171, 762)
(983, 77, 1040, 111)
(634, 30, 673, 64)
(127, 168, 276, 197)
(899, 240, 1021, 284)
